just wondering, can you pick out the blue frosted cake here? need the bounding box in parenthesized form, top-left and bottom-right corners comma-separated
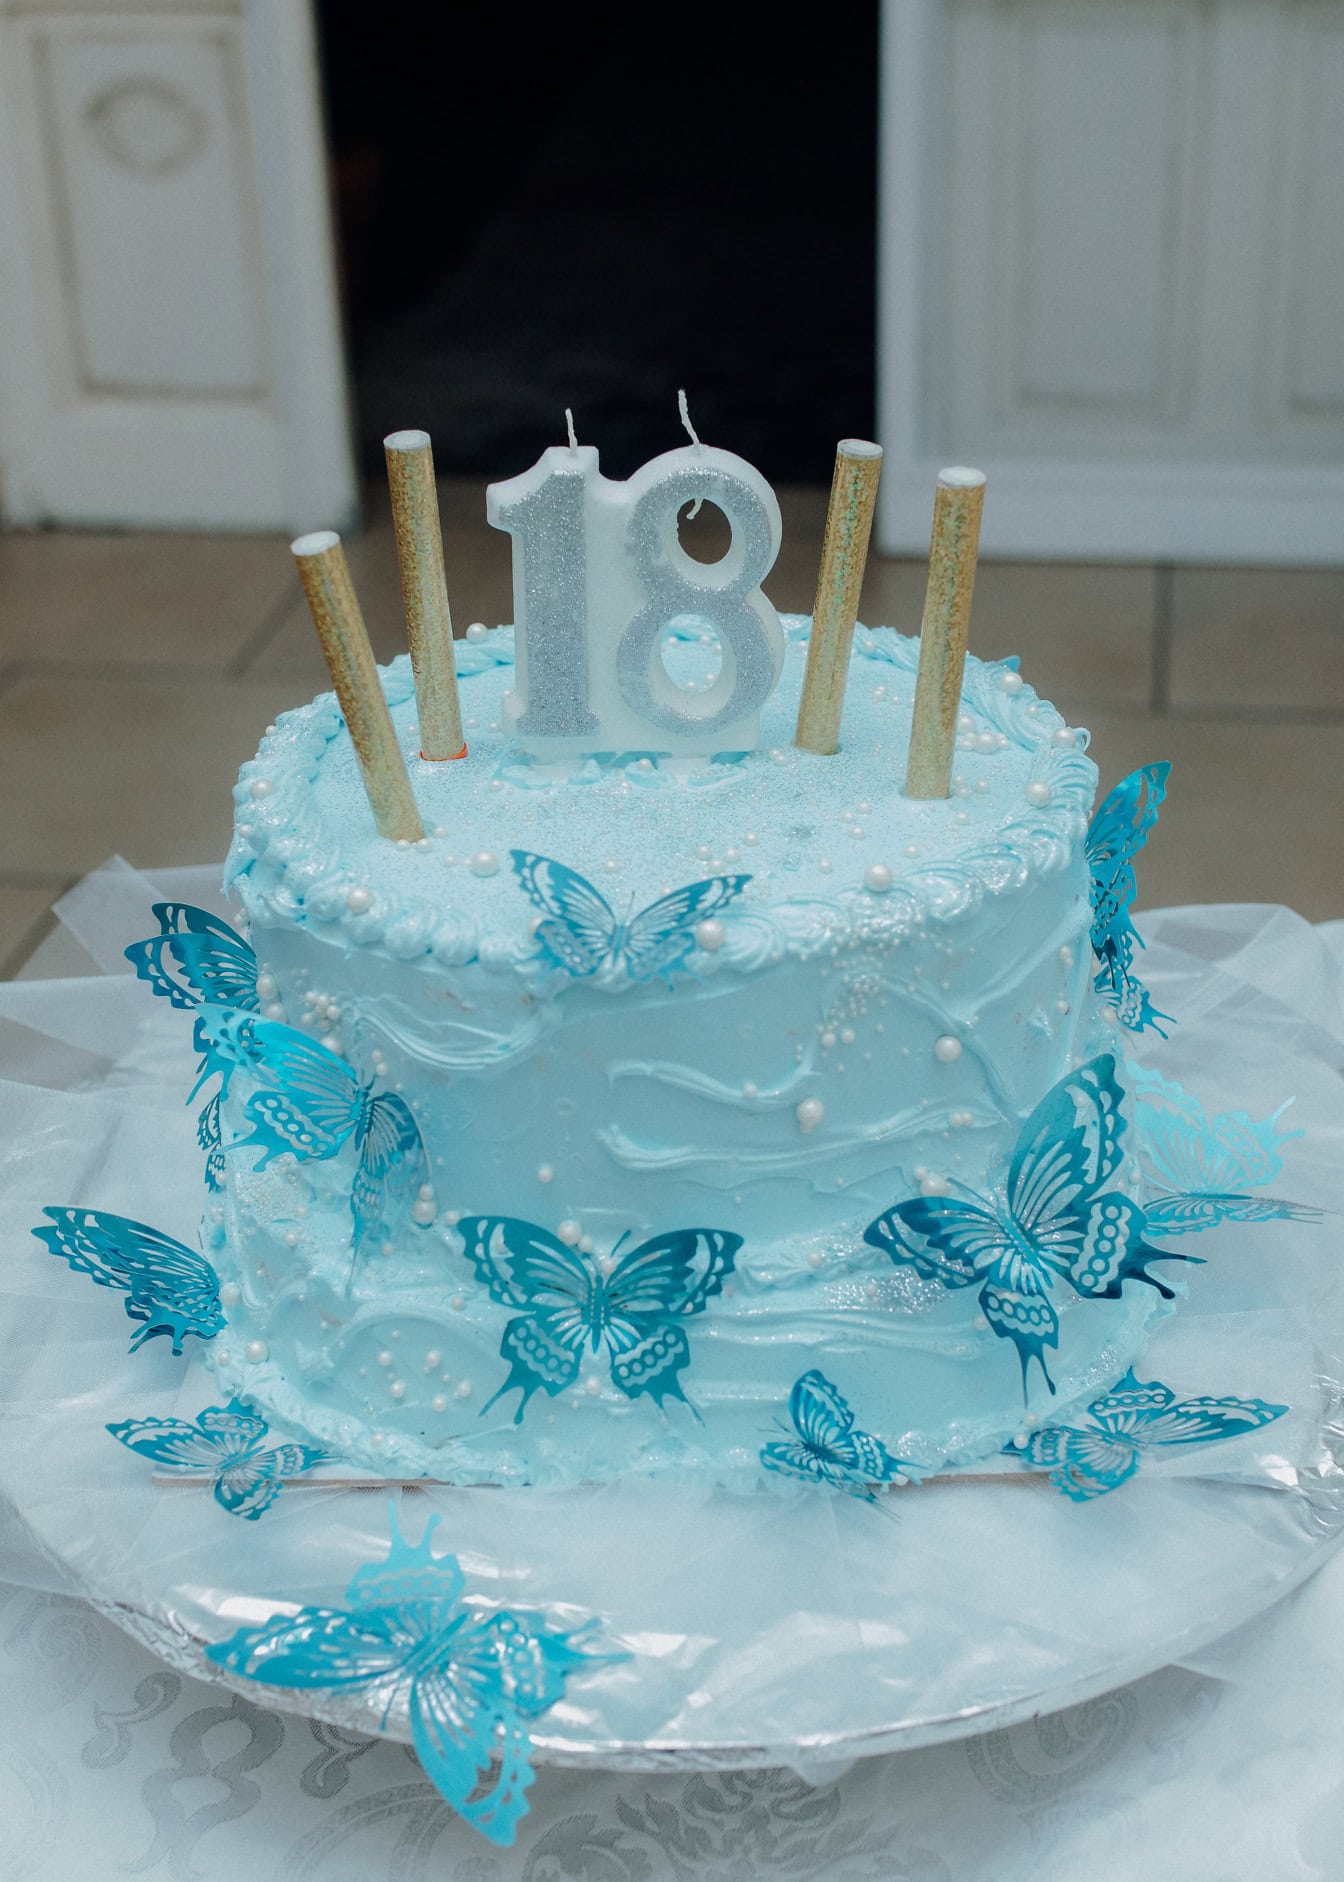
(190, 616, 1178, 1486)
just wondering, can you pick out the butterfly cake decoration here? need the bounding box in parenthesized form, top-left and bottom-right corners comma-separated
(761, 1369, 926, 1501)
(107, 1397, 326, 1519)
(864, 1056, 1195, 1395)
(1130, 1066, 1321, 1236)
(455, 1215, 742, 1420)
(32, 1208, 224, 1353)
(205, 1503, 619, 1845)
(1008, 1369, 1288, 1500)
(510, 850, 750, 982)
(195, 1008, 429, 1261)
(1085, 762, 1173, 1035)
(125, 902, 260, 1189)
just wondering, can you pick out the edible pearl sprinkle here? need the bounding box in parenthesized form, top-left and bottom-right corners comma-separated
(431, 1394, 448, 1413)
(470, 850, 500, 876)
(864, 863, 892, 893)
(1024, 782, 1052, 806)
(584, 1377, 602, 1396)
(389, 1381, 406, 1400)
(934, 1035, 963, 1062)
(424, 1351, 441, 1371)
(244, 1340, 268, 1364)
(345, 887, 372, 913)
(249, 779, 273, 800)
(694, 918, 725, 951)
(557, 1220, 582, 1246)
(465, 622, 488, 641)
(920, 1174, 950, 1197)
(537, 1164, 554, 1183)
(999, 670, 1023, 692)
(219, 1282, 241, 1308)
(1051, 727, 1077, 748)
(454, 1380, 472, 1399)
(796, 1097, 825, 1133)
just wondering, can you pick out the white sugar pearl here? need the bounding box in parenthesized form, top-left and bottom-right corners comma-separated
(1059, 946, 1075, 969)
(807, 1250, 824, 1270)
(377, 1350, 393, 1367)
(346, 886, 372, 914)
(319, 1034, 342, 1055)
(431, 1394, 448, 1413)
(934, 1035, 963, 1063)
(450, 1294, 465, 1311)
(817, 858, 833, 874)
(245, 1340, 269, 1364)
(951, 1110, 974, 1128)
(389, 1380, 406, 1401)
(584, 1376, 601, 1397)
(999, 670, 1024, 692)
(1051, 727, 1078, 748)
(255, 974, 276, 1000)
(864, 863, 893, 893)
(696, 843, 713, 860)
(796, 1097, 825, 1133)
(743, 832, 759, 845)
(537, 1164, 554, 1184)
(743, 1081, 758, 1100)
(694, 918, 725, 952)
(470, 850, 499, 876)
(443, 1209, 460, 1227)
(283, 1230, 300, 1247)
(1025, 782, 1053, 807)
(820, 1030, 836, 1049)
(411, 1199, 436, 1225)
(263, 1001, 286, 1023)
(249, 779, 273, 800)
(920, 1174, 951, 1197)
(219, 1282, 241, 1309)
(957, 713, 975, 733)
(424, 1350, 442, 1371)
(840, 1028, 855, 1046)
(974, 732, 997, 753)
(465, 621, 489, 642)
(557, 1220, 582, 1246)
(578, 1234, 595, 1255)
(454, 1380, 472, 1399)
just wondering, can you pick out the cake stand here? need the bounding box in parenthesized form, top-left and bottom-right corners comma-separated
(1, 865, 1341, 1782)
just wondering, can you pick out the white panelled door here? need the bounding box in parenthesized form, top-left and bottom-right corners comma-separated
(0, 0, 355, 532)
(879, 0, 1344, 563)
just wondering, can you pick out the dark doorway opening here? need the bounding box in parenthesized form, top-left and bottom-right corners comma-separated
(316, 4, 879, 484)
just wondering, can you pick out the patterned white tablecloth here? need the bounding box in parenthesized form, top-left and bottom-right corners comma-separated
(4, 1547, 1343, 1882)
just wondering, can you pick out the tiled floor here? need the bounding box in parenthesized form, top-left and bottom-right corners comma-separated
(2, 479, 1341, 976)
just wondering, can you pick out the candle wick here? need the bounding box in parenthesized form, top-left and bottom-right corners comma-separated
(565, 407, 579, 453)
(677, 388, 702, 449)
(677, 389, 705, 520)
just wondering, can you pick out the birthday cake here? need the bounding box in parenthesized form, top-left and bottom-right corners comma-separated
(125, 607, 1180, 1490)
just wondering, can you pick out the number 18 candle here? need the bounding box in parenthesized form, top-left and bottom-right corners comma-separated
(487, 439, 784, 758)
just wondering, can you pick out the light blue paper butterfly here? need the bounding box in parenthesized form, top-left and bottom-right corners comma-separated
(864, 1056, 1195, 1395)
(196, 1010, 429, 1258)
(205, 1505, 607, 1845)
(1085, 763, 1173, 1036)
(32, 1207, 224, 1353)
(125, 903, 258, 1013)
(456, 1216, 742, 1421)
(125, 903, 261, 1182)
(510, 851, 751, 981)
(1131, 1066, 1321, 1236)
(1010, 1368, 1288, 1500)
(107, 1398, 326, 1519)
(761, 1369, 924, 1500)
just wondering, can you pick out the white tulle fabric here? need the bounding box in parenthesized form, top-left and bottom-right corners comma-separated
(3, 865, 1344, 1878)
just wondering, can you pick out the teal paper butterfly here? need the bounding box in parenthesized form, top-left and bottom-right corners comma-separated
(1085, 763, 1173, 1035)
(864, 1056, 1194, 1394)
(510, 851, 750, 981)
(197, 1010, 428, 1258)
(761, 1369, 924, 1500)
(206, 1506, 608, 1845)
(456, 1215, 742, 1420)
(32, 1207, 224, 1353)
(1131, 1066, 1321, 1236)
(1011, 1368, 1288, 1499)
(125, 902, 260, 1189)
(107, 1398, 326, 1519)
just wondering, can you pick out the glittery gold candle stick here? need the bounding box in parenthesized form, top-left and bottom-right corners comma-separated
(904, 468, 987, 800)
(384, 429, 466, 761)
(794, 440, 883, 755)
(291, 531, 425, 842)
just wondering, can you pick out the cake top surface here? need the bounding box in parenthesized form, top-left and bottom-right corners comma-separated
(228, 616, 1097, 975)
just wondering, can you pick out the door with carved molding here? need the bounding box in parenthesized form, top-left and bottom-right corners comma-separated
(0, 0, 355, 531)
